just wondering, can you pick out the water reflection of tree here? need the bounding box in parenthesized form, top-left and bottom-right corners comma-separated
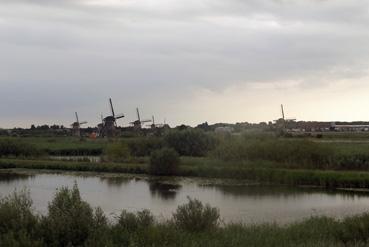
(201, 184, 368, 199)
(0, 172, 32, 183)
(99, 177, 131, 188)
(148, 180, 182, 200)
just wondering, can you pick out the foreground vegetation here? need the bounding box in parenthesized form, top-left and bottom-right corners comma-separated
(2, 184, 369, 246)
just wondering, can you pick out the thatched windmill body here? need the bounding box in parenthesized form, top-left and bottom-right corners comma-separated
(101, 98, 124, 138)
(130, 108, 151, 130)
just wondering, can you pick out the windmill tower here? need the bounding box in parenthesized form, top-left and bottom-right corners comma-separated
(97, 114, 104, 137)
(130, 108, 151, 130)
(101, 98, 124, 138)
(71, 112, 87, 137)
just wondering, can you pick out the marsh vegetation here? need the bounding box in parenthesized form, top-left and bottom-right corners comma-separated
(3, 130, 369, 189)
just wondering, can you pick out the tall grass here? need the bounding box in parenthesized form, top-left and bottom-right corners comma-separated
(211, 135, 369, 171)
(0, 138, 43, 157)
(2, 185, 369, 246)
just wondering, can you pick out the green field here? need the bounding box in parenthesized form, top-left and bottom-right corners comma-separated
(2, 131, 369, 189)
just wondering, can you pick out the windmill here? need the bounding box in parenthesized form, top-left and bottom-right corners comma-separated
(281, 104, 296, 122)
(276, 104, 296, 130)
(71, 112, 87, 137)
(101, 98, 124, 137)
(150, 115, 164, 129)
(130, 108, 151, 130)
(97, 113, 104, 137)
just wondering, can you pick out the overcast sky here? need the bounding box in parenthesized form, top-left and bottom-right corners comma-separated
(1, 0, 369, 128)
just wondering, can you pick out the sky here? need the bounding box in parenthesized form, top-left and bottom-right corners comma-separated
(1, 0, 369, 128)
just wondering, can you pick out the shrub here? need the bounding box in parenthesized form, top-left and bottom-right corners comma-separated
(0, 189, 42, 246)
(41, 183, 95, 246)
(118, 209, 154, 232)
(149, 148, 180, 175)
(164, 129, 216, 156)
(173, 197, 220, 232)
(104, 142, 130, 162)
(0, 189, 39, 236)
(127, 137, 164, 157)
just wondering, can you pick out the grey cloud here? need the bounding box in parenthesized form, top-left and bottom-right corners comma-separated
(1, 0, 369, 126)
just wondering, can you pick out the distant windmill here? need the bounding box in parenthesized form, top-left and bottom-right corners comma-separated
(97, 113, 104, 137)
(130, 108, 151, 130)
(150, 115, 164, 129)
(101, 98, 124, 137)
(278, 104, 296, 130)
(71, 112, 87, 137)
(280, 104, 296, 122)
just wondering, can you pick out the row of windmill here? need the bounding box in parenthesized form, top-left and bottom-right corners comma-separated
(71, 98, 166, 138)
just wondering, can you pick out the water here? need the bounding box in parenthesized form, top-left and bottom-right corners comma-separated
(1, 170, 369, 224)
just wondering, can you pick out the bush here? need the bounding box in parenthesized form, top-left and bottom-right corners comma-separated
(41, 183, 95, 246)
(164, 129, 216, 156)
(173, 197, 220, 232)
(149, 148, 180, 175)
(0, 189, 40, 245)
(127, 137, 164, 157)
(104, 142, 131, 162)
(118, 209, 154, 232)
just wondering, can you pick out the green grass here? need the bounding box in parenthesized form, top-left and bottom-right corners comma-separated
(0, 136, 134, 156)
(0, 158, 147, 174)
(4, 134, 369, 189)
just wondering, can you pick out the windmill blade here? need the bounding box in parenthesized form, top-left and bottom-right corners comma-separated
(136, 108, 141, 122)
(80, 121, 88, 125)
(141, 119, 152, 123)
(152, 116, 155, 125)
(75, 112, 79, 124)
(109, 98, 115, 117)
(115, 114, 125, 119)
(281, 104, 285, 120)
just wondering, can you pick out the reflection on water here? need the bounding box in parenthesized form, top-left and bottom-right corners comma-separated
(0, 170, 369, 224)
(0, 172, 33, 183)
(148, 179, 182, 200)
(98, 176, 131, 187)
(202, 184, 368, 200)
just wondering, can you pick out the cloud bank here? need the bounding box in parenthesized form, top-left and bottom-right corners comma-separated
(1, 0, 369, 127)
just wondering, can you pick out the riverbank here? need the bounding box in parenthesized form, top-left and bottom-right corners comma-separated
(1, 184, 369, 247)
(3, 157, 369, 189)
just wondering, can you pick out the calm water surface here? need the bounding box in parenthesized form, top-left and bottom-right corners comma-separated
(1, 170, 369, 224)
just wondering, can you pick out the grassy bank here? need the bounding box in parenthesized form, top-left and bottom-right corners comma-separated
(0, 158, 147, 174)
(4, 158, 369, 189)
(2, 184, 369, 246)
(0, 136, 106, 156)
